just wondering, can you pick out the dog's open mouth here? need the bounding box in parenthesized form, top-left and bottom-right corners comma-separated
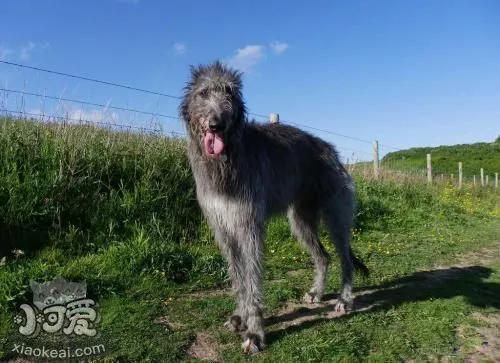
(204, 131, 224, 156)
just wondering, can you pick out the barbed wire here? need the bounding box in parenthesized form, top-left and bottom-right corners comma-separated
(378, 143, 403, 151)
(7, 107, 493, 184)
(2, 109, 161, 134)
(0, 60, 403, 151)
(283, 120, 374, 145)
(0, 87, 179, 120)
(247, 111, 269, 119)
(0, 60, 181, 100)
(0, 60, 267, 120)
(2, 108, 376, 157)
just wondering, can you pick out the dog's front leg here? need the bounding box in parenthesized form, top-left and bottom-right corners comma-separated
(238, 222, 266, 354)
(212, 227, 248, 333)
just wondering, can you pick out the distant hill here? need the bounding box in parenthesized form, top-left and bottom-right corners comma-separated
(382, 140, 500, 177)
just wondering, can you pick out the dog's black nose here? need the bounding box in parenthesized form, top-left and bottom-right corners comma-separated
(209, 119, 224, 132)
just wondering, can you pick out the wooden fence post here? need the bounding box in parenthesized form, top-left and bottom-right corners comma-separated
(486, 175, 489, 186)
(481, 168, 484, 186)
(269, 113, 280, 124)
(373, 140, 379, 180)
(426, 154, 432, 184)
(473, 175, 476, 185)
(458, 162, 463, 189)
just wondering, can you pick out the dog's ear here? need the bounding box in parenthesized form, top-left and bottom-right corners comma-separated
(180, 65, 200, 122)
(179, 98, 188, 122)
(189, 65, 196, 77)
(179, 88, 193, 123)
(213, 60, 225, 72)
(236, 98, 247, 124)
(190, 64, 205, 82)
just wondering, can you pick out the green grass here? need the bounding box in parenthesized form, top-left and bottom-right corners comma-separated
(0, 117, 204, 255)
(382, 139, 500, 178)
(1, 117, 499, 362)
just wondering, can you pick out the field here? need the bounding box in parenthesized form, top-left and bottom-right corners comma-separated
(0, 117, 499, 362)
(382, 141, 500, 178)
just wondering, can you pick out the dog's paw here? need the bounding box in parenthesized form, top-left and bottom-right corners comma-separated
(334, 298, 352, 313)
(302, 291, 322, 304)
(224, 315, 247, 333)
(241, 333, 265, 355)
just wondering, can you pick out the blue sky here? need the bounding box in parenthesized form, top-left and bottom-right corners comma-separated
(1, 0, 499, 160)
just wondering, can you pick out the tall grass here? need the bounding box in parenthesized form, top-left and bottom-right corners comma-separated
(0, 117, 202, 258)
(1, 117, 499, 361)
(1, 117, 498, 267)
(0, 117, 498, 290)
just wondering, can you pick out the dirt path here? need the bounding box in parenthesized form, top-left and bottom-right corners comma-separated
(177, 243, 500, 361)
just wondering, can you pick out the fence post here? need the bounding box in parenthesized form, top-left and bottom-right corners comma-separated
(269, 113, 280, 124)
(373, 140, 379, 180)
(481, 168, 484, 186)
(486, 175, 489, 186)
(496, 173, 498, 188)
(426, 154, 432, 184)
(458, 162, 462, 189)
(473, 175, 476, 185)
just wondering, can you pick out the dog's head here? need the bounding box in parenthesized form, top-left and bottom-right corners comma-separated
(180, 61, 246, 157)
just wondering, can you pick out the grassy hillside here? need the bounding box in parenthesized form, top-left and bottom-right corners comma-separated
(0, 117, 202, 258)
(382, 140, 500, 178)
(0, 117, 499, 362)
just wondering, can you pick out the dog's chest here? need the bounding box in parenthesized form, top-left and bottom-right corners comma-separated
(198, 191, 246, 234)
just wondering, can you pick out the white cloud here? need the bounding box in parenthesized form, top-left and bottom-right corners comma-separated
(0, 41, 50, 62)
(227, 45, 266, 72)
(20, 42, 36, 61)
(68, 109, 119, 124)
(0, 43, 13, 60)
(172, 42, 187, 56)
(16, 41, 50, 62)
(24, 106, 121, 126)
(270, 41, 289, 55)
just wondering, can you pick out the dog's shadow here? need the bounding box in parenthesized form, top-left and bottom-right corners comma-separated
(264, 265, 500, 345)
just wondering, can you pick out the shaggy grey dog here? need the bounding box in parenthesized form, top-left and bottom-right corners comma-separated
(180, 61, 368, 354)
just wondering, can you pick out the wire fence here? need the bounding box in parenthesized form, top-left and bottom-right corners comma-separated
(1, 60, 497, 188)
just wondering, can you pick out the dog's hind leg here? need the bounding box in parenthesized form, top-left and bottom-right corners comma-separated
(288, 202, 330, 303)
(321, 183, 356, 312)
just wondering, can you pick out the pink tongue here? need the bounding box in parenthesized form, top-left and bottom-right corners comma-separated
(204, 132, 224, 156)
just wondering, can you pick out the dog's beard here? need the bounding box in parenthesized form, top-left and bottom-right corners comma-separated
(203, 131, 224, 156)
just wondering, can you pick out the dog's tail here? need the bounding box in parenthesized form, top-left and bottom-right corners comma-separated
(350, 247, 369, 277)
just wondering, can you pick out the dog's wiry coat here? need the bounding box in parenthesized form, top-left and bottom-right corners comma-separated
(180, 61, 368, 354)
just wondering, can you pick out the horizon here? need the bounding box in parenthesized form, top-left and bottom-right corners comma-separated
(1, 0, 499, 161)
